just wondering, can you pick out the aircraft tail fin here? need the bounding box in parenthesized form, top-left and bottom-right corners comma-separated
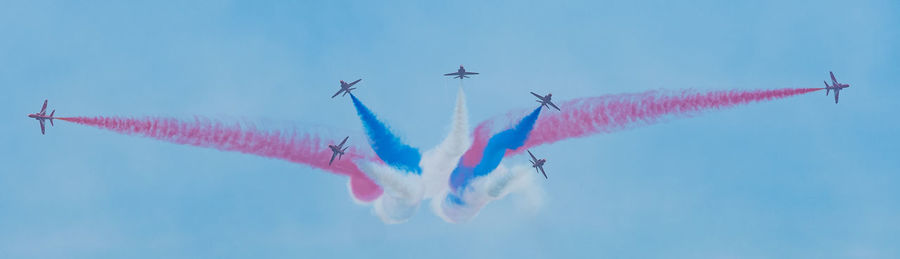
(824, 81, 830, 95)
(338, 146, 349, 160)
(50, 110, 55, 126)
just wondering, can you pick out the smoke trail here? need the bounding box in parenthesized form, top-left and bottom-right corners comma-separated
(434, 87, 821, 222)
(422, 86, 474, 221)
(468, 88, 823, 159)
(432, 106, 542, 223)
(360, 87, 472, 223)
(361, 161, 423, 223)
(422, 86, 472, 198)
(348, 93, 425, 222)
(57, 116, 384, 202)
(437, 163, 539, 223)
(350, 94, 423, 174)
(58, 87, 821, 223)
(450, 107, 542, 191)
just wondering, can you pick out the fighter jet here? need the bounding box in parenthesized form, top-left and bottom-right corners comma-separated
(27, 99, 56, 135)
(443, 65, 479, 79)
(327, 136, 350, 166)
(824, 71, 850, 104)
(527, 150, 548, 179)
(531, 92, 560, 111)
(332, 79, 362, 98)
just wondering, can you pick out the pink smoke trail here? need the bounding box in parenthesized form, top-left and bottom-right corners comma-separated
(58, 116, 384, 202)
(461, 87, 823, 165)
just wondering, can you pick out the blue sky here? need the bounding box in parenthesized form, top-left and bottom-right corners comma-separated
(1, 0, 898, 258)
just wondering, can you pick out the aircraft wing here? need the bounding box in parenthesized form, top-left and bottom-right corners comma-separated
(830, 71, 838, 85)
(539, 166, 547, 179)
(444, 72, 460, 76)
(329, 151, 338, 165)
(331, 89, 344, 98)
(547, 101, 561, 111)
(40, 119, 45, 135)
(834, 90, 840, 104)
(348, 79, 361, 86)
(530, 92, 544, 99)
(40, 100, 48, 114)
(527, 150, 538, 161)
(464, 72, 479, 75)
(339, 136, 348, 147)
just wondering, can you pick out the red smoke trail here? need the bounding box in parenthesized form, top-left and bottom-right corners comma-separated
(462, 87, 823, 164)
(58, 116, 384, 202)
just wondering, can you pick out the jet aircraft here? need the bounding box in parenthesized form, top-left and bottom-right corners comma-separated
(328, 136, 350, 166)
(527, 150, 548, 179)
(332, 79, 362, 98)
(824, 71, 850, 104)
(27, 99, 56, 135)
(531, 92, 560, 111)
(443, 65, 479, 79)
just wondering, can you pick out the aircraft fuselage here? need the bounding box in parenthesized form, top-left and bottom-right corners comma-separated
(28, 114, 52, 120)
(329, 145, 344, 155)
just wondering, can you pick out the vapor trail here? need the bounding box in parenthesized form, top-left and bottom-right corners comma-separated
(58, 116, 383, 202)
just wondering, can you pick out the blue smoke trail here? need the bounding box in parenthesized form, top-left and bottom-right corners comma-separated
(350, 94, 423, 174)
(449, 107, 542, 192)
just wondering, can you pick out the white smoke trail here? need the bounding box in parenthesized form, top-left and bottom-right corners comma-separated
(421, 86, 471, 199)
(362, 161, 423, 224)
(505, 165, 546, 213)
(362, 86, 471, 223)
(435, 163, 540, 223)
(361, 86, 542, 223)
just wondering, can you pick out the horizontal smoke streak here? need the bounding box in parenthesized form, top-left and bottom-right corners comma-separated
(58, 116, 384, 202)
(464, 88, 823, 161)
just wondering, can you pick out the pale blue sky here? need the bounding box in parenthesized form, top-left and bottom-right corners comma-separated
(1, 1, 898, 258)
